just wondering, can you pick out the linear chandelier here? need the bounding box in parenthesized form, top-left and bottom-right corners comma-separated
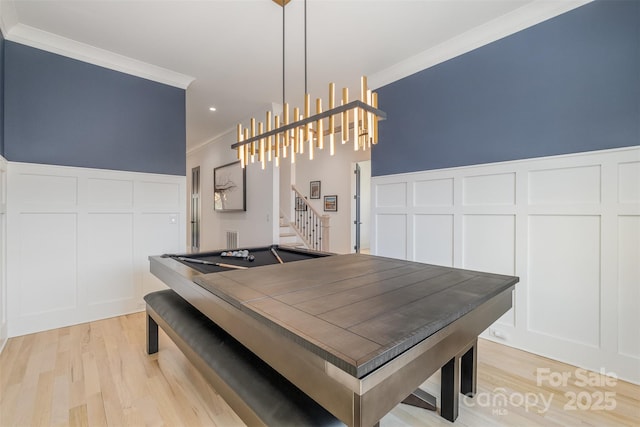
(231, 0, 386, 169)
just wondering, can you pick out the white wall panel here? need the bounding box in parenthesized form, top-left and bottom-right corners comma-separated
(7, 162, 186, 337)
(414, 179, 453, 207)
(376, 183, 407, 207)
(19, 174, 78, 206)
(528, 215, 601, 347)
(375, 214, 406, 259)
(529, 165, 600, 205)
(86, 213, 135, 305)
(0, 158, 8, 351)
(87, 178, 133, 208)
(371, 147, 640, 383)
(463, 215, 515, 326)
(139, 212, 183, 296)
(463, 173, 515, 206)
(617, 215, 640, 358)
(618, 161, 640, 203)
(414, 214, 453, 266)
(138, 181, 181, 207)
(19, 213, 78, 315)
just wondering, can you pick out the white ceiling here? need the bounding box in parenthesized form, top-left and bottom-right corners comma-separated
(0, 0, 588, 151)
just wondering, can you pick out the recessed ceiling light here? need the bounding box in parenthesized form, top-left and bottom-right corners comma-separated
(209, 107, 217, 112)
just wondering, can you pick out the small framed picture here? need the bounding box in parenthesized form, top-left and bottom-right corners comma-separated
(310, 180, 321, 199)
(324, 195, 337, 212)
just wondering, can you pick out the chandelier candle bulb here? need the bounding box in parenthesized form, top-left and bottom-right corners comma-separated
(258, 122, 264, 163)
(266, 111, 273, 161)
(304, 94, 311, 142)
(274, 115, 281, 158)
(316, 98, 323, 149)
(341, 88, 349, 144)
(372, 92, 379, 144)
(293, 107, 300, 153)
(250, 118, 256, 157)
(360, 76, 367, 100)
(353, 108, 359, 151)
(236, 124, 243, 164)
(367, 89, 373, 147)
(283, 103, 290, 148)
(329, 83, 335, 150)
(236, 124, 243, 159)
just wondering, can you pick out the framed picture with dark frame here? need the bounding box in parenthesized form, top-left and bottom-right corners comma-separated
(214, 161, 246, 212)
(310, 180, 321, 199)
(324, 195, 338, 212)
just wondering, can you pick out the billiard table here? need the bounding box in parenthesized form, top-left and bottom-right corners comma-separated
(149, 248, 518, 426)
(163, 244, 331, 274)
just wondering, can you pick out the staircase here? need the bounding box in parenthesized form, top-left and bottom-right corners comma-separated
(279, 185, 331, 252)
(279, 214, 306, 248)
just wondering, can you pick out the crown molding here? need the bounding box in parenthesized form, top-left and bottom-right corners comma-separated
(0, 0, 19, 37)
(5, 23, 194, 89)
(369, 0, 592, 90)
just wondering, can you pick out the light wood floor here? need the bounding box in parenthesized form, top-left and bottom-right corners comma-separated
(1, 312, 638, 426)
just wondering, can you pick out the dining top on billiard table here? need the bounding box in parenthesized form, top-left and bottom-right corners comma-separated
(163, 244, 332, 274)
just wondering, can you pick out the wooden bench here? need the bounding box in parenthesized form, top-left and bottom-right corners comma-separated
(144, 289, 345, 427)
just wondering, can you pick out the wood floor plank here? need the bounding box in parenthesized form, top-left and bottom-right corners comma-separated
(1, 312, 638, 427)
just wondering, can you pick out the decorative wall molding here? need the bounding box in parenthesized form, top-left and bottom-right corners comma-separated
(372, 147, 640, 384)
(6, 162, 187, 337)
(5, 23, 194, 89)
(0, 156, 7, 352)
(369, 0, 592, 90)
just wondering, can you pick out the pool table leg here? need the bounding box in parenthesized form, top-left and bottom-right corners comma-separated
(461, 339, 478, 397)
(440, 355, 460, 422)
(147, 313, 159, 355)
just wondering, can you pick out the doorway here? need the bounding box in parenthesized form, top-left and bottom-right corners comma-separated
(352, 160, 371, 254)
(190, 166, 200, 252)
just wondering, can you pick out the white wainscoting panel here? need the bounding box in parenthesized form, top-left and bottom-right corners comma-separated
(87, 178, 134, 208)
(0, 157, 7, 352)
(618, 161, 640, 203)
(375, 214, 407, 259)
(463, 173, 515, 206)
(19, 213, 78, 316)
(139, 212, 185, 296)
(85, 213, 135, 305)
(372, 147, 640, 383)
(376, 182, 407, 208)
(617, 215, 640, 359)
(414, 214, 453, 267)
(414, 178, 453, 207)
(7, 162, 186, 337)
(19, 174, 78, 207)
(529, 165, 601, 205)
(528, 215, 601, 347)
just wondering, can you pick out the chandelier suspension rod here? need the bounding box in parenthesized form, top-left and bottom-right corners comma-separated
(231, 100, 386, 150)
(304, 0, 307, 94)
(282, 3, 286, 105)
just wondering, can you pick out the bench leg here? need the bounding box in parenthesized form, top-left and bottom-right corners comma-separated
(440, 355, 459, 422)
(461, 339, 477, 397)
(147, 313, 159, 354)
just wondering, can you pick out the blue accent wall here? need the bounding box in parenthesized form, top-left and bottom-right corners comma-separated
(4, 41, 185, 175)
(372, 0, 640, 177)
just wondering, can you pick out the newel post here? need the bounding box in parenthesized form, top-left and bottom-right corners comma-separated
(321, 215, 330, 251)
